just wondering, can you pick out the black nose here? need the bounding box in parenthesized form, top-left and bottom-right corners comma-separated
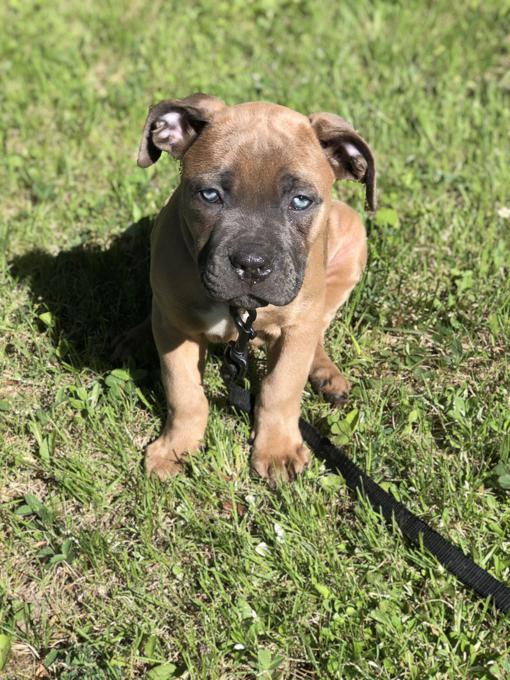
(229, 250, 273, 284)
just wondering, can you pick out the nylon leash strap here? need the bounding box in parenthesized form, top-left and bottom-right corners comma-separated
(220, 308, 510, 615)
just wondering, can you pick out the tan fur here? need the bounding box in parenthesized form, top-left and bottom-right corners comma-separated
(123, 97, 374, 482)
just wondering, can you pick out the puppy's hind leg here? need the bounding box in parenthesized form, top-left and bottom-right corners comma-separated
(309, 202, 367, 407)
(111, 314, 152, 361)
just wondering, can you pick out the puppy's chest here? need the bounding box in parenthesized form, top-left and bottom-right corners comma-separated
(199, 304, 235, 343)
(198, 304, 276, 344)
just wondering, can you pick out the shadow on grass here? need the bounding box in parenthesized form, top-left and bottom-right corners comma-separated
(11, 216, 157, 372)
(9, 216, 252, 419)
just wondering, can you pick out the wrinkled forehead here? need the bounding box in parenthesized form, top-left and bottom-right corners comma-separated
(182, 103, 334, 193)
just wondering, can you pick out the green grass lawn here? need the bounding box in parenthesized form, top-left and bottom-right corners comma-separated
(1, 0, 510, 677)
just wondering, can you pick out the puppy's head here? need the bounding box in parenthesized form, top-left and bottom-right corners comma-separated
(138, 93, 375, 309)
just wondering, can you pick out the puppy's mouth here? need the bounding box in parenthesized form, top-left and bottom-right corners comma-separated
(200, 267, 304, 308)
(227, 294, 269, 310)
(199, 273, 272, 308)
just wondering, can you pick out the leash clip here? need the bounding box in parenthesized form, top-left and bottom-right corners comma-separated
(220, 307, 257, 384)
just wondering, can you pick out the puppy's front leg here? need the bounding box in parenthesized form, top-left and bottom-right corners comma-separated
(252, 324, 319, 482)
(146, 304, 208, 480)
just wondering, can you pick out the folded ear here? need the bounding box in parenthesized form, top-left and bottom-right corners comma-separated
(137, 93, 225, 168)
(309, 112, 376, 211)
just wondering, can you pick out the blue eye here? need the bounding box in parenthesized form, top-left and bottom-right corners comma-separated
(200, 188, 221, 203)
(290, 195, 313, 210)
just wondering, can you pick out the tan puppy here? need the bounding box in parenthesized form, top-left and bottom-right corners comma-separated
(134, 93, 375, 482)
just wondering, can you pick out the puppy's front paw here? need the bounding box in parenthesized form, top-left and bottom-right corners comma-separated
(251, 439, 310, 483)
(145, 434, 200, 480)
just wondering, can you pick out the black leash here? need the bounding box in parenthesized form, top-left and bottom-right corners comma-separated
(220, 307, 257, 414)
(221, 308, 510, 615)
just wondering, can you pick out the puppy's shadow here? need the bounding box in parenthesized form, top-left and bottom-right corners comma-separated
(11, 216, 156, 373)
(10, 217, 260, 413)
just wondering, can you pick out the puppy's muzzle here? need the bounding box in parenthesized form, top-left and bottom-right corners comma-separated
(229, 245, 273, 286)
(199, 233, 306, 309)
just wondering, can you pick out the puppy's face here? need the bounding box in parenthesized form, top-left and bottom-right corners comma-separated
(182, 103, 334, 309)
(138, 94, 375, 309)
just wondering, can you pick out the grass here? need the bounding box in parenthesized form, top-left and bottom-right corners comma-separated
(1, 0, 510, 677)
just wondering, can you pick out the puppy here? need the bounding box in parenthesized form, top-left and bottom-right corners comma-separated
(131, 93, 375, 481)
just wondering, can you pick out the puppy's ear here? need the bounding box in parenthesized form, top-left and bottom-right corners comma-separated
(137, 93, 225, 168)
(309, 112, 376, 211)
